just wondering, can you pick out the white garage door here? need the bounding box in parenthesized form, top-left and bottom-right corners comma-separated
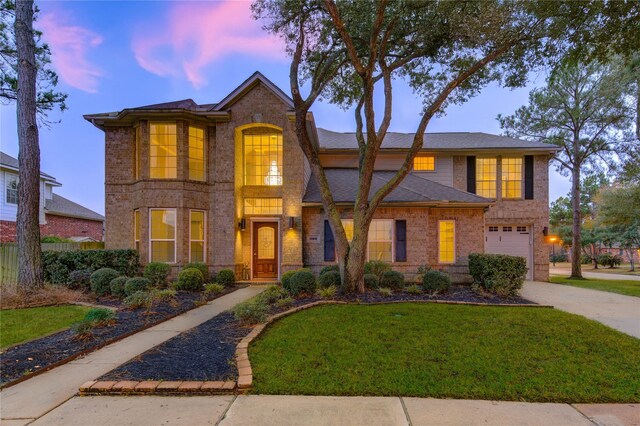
(485, 225, 533, 280)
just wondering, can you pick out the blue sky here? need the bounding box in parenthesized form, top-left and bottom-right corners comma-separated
(0, 1, 571, 215)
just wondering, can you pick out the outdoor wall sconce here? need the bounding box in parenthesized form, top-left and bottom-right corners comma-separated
(288, 216, 296, 229)
(238, 218, 246, 231)
(542, 226, 549, 237)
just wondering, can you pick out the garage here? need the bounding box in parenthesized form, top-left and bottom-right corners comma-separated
(485, 225, 533, 280)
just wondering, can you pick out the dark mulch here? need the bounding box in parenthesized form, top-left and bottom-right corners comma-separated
(100, 312, 251, 382)
(0, 287, 242, 387)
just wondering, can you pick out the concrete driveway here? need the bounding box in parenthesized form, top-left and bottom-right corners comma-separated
(521, 281, 640, 338)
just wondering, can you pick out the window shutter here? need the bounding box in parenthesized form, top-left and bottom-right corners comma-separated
(524, 155, 534, 200)
(467, 156, 476, 194)
(395, 220, 407, 262)
(324, 220, 335, 262)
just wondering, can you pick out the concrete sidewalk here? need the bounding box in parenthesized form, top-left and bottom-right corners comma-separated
(27, 395, 640, 426)
(550, 267, 640, 281)
(521, 281, 640, 338)
(0, 286, 264, 425)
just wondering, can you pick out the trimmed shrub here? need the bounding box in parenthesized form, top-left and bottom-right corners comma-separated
(174, 268, 204, 291)
(364, 260, 391, 280)
(285, 270, 317, 296)
(90, 268, 120, 296)
(422, 270, 451, 294)
(281, 268, 311, 289)
(317, 285, 337, 299)
(124, 290, 152, 309)
(43, 249, 140, 284)
(183, 262, 208, 281)
(363, 273, 379, 289)
(144, 262, 171, 288)
(319, 265, 339, 276)
(204, 283, 225, 295)
(232, 298, 268, 324)
(84, 308, 115, 325)
(318, 270, 341, 288)
(124, 277, 151, 296)
(69, 269, 92, 291)
(380, 270, 404, 289)
(216, 269, 236, 287)
(377, 287, 393, 297)
(257, 285, 289, 304)
(405, 284, 423, 294)
(469, 253, 527, 297)
(109, 276, 128, 298)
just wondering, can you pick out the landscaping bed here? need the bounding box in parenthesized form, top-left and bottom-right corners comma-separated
(0, 286, 242, 387)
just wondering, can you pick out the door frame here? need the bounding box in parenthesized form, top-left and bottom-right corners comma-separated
(250, 218, 281, 280)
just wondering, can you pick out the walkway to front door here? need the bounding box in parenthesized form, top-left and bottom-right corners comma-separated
(253, 222, 278, 279)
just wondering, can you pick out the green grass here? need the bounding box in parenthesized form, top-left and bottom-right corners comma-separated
(550, 276, 640, 297)
(250, 303, 640, 402)
(0, 305, 90, 349)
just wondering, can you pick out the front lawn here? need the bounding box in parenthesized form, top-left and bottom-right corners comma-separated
(0, 305, 90, 349)
(250, 303, 640, 402)
(550, 276, 640, 297)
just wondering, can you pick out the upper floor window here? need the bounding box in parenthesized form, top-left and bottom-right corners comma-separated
(188, 126, 206, 181)
(502, 157, 523, 199)
(244, 198, 282, 215)
(5, 175, 18, 205)
(150, 209, 176, 263)
(413, 155, 435, 171)
(243, 129, 282, 186)
(476, 158, 497, 198)
(150, 123, 177, 179)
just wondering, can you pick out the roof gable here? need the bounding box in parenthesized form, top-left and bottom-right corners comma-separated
(212, 71, 293, 111)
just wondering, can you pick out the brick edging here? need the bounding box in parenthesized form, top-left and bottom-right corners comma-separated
(79, 380, 236, 395)
(235, 299, 554, 390)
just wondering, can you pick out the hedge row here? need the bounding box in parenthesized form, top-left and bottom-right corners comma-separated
(43, 249, 141, 284)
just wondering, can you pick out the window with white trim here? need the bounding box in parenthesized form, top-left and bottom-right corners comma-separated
(438, 220, 455, 264)
(134, 209, 140, 251)
(5, 175, 18, 205)
(502, 157, 523, 199)
(188, 126, 206, 181)
(368, 220, 393, 262)
(476, 158, 497, 198)
(413, 155, 435, 171)
(150, 123, 177, 179)
(190, 210, 206, 263)
(150, 209, 176, 263)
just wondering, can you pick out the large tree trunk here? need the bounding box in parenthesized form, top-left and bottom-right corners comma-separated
(15, 0, 43, 292)
(570, 166, 582, 279)
(339, 231, 368, 293)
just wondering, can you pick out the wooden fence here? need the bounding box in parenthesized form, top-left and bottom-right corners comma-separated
(0, 242, 105, 285)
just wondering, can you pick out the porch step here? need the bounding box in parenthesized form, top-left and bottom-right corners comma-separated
(237, 281, 281, 286)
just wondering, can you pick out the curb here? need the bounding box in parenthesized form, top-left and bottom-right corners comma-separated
(79, 380, 236, 395)
(234, 299, 554, 391)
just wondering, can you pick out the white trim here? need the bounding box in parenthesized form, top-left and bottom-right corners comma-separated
(133, 209, 140, 251)
(189, 209, 207, 263)
(367, 219, 394, 263)
(187, 125, 207, 182)
(149, 208, 177, 264)
(438, 220, 456, 264)
(249, 217, 281, 280)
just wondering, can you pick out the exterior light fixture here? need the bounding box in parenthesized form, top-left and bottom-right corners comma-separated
(238, 218, 246, 231)
(264, 161, 282, 185)
(288, 216, 295, 229)
(542, 226, 549, 237)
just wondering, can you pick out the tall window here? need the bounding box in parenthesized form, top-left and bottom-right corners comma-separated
(439, 220, 455, 264)
(5, 175, 18, 205)
(150, 209, 176, 262)
(476, 158, 497, 198)
(413, 155, 435, 171)
(502, 157, 523, 199)
(150, 123, 177, 179)
(368, 220, 393, 262)
(243, 129, 283, 186)
(190, 210, 206, 263)
(188, 126, 206, 181)
(134, 210, 140, 251)
(134, 126, 141, 180)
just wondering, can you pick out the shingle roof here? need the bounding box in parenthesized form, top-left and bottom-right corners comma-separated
(303, 169, 490, 205)
(45, 194, 105, 222)
(316, 128, 559, 151)
(0, 151, 59, 181)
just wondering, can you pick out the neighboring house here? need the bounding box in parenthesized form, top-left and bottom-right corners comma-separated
(85, 72, 558, 282)
(0, 152, 105, 242)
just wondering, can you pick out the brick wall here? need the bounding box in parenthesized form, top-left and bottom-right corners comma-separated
(0, 215, 103, 242)
(302, 206, 485, 283)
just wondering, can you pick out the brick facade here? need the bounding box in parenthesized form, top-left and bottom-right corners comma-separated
(0, 215, 103, 242)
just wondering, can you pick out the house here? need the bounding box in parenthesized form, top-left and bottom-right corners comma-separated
(0, 152, 105, 242)
(85, 72, 558, 282)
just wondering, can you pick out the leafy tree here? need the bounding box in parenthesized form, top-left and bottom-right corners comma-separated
(500, 61, 635, 279)
(254, 0, 638, 292)
(6, 0, 66, 292)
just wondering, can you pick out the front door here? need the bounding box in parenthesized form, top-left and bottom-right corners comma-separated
(253, 222, 278, 279)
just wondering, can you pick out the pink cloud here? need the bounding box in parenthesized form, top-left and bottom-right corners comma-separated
(38, 12, 104, 93)
(132, 1, 285, 88)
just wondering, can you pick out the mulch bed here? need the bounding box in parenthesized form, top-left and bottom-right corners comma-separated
(0, 286, 243, 387)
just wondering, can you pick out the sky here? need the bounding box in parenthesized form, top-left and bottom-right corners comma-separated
(0, 1, 571, 215)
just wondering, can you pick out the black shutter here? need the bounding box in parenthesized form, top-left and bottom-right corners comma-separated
(395, 220, 407, 262)
(467, 156, 476, 194)
(524, 155, 534, 200)
(324, 220, 335, 262)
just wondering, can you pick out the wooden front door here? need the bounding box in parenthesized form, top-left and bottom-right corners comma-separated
(253, 222, 278, 279)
